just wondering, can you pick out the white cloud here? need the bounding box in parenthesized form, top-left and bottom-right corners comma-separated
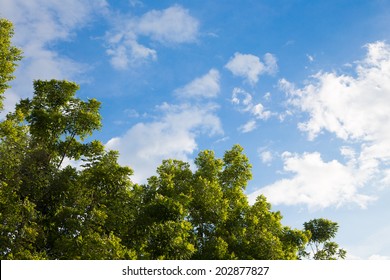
(225, 52, 277, 85)
(306, 54, 315, 62)
(278, 78, 296, 95)
(287, 41, 390, 144)
(137, 5, 199, 44)
(231, 88, 271, 119)
(231, 88, 272, 133)
(260, 150, 273, 165)
(248, 152, 376, 209)
(105, 5, 199, 69)
(231, 87, 252, 107)
(252, 103, 271, 120)
(106, 38, 157, 69)
(239, 120, 257, 133)
(175, 69, 220, 99)
(106, 103, 223, 183)
(263, 92, 271, 101)
(263, 53, 278, 74)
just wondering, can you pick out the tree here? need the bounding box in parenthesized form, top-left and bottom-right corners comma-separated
(0, 28, 41, 257)
(140, 146, 310, 260)
(0, 79, 136, 259)
(0, 19, 23, 110)
(300, 218, 347, 260)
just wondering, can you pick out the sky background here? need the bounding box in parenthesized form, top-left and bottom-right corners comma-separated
(1, 0, 390, 259)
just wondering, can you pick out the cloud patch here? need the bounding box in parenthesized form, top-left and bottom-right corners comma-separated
(137, 5, 199, 44)
(239, 120, 257, 133)
(225, 52, 277, 85)
(248, 151, 376, 209)
(258, 148, 273, 165)
(231, 87, 271, 133)
(105, 5, 199, 69)
(231, 88, 271, 119)
(286, 41, 390, 145)
(175, 69, 220, 99)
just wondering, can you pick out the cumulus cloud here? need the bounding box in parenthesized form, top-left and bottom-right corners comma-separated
(285, 41, 390, 188)
(248, 152, 376, 209)
(105, 5, 199, 69)
(106, 103, 223, 183)
(175, 69, 220, 99)
(287, 41, 390, 144)
(225, 52, 277, 85)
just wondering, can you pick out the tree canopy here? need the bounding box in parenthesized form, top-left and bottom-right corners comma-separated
(299, 218, 347, 260)
(0, 18, 22, 110)
(0, 19, 345, 260)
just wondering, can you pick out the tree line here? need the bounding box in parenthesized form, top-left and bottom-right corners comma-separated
(0, 19, 346, 260)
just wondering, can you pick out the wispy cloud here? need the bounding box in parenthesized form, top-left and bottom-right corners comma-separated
(231, 87, 271, 133)
(231, 88, 272, 119)
(239, 119, 257, 133)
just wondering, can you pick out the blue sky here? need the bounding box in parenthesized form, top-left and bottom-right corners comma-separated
(1, 0, 390, 259)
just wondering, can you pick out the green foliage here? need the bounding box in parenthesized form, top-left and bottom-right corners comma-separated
(300, 218, 347, 260)
(0, 77, 130, 259)
(0, 18, 346, 260)
(0, 19, 23, 109)
(136, 146, 310, 260)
